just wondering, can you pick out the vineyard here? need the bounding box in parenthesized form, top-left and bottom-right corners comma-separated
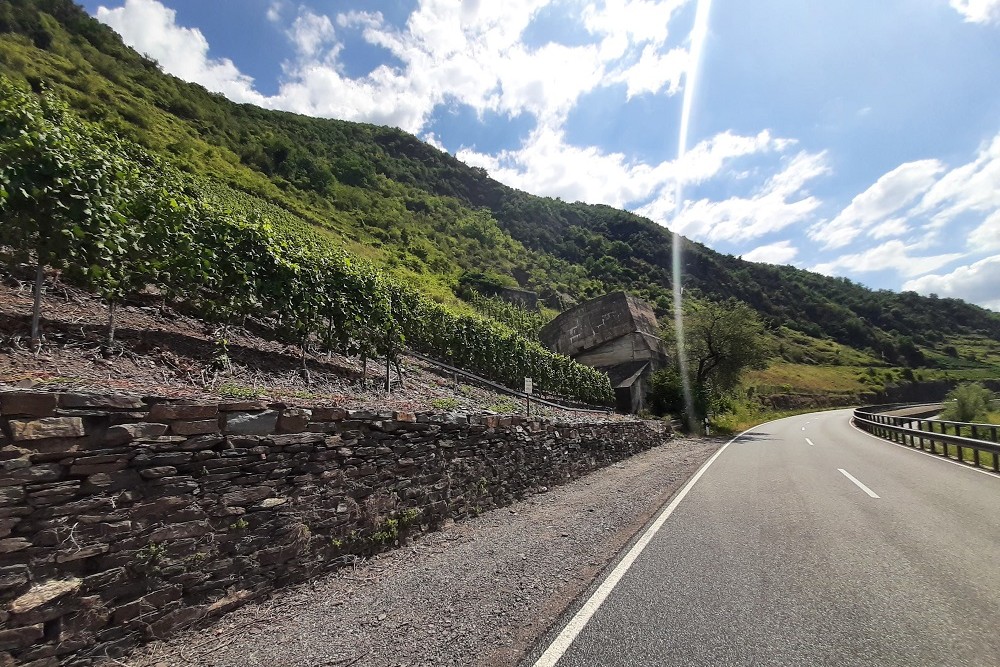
(0, 76, 614, 406)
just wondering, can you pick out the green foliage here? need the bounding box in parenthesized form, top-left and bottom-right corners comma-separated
(941, 382, 994, 423)
(463, 291, 550, 340)
(430, 397, 459, 410)
(3, 0, 999, 393)
(0, 74, 612, 405)
(650, 298, 771, 423)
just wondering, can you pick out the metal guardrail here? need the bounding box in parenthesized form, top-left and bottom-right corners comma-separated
(407, 351, 613, 415)
(853, 405, 1000, 473)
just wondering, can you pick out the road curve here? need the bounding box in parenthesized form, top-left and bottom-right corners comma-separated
(524, 408, 1000, 667)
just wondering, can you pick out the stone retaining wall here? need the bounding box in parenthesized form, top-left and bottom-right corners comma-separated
(0, 389, 670, 666)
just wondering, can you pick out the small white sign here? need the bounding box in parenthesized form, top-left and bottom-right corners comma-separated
(524, 377, 533, 394)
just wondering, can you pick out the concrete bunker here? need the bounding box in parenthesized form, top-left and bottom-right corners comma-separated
(539, 292, 669, 413)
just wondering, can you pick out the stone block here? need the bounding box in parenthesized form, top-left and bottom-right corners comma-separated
(0, 392, 57, 417)
(147, 404, 218, 421)
(149, 520, 211, 542)
(138, 466, 176, 479)
(0, 565, 28, 591)
(0, 538, 30, 554)
(55, 544, 109, 563)
(104, 423, 167, 446)
(311, 407, 347, 421)
(218, 400, 269, 411)
(58, 393, 146, 410)
(168, 419, 219, 436)
(0, 624, 43, 651)
(9, 578, 82, 614)
(221, 486, 272, 506)
(223, 411, 279, 435)
(278, 408, 311, 433)
(8, 417, 85, 441)
(111, 586, 182, 624)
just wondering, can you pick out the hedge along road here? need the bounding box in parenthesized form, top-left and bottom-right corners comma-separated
(525, 408, 1000, 667)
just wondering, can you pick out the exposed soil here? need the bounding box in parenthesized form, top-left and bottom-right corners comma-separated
(123, 436, 720, 667)
(0, 266, 624, 421)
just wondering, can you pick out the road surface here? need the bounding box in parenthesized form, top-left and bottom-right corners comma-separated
(525, 408, 1000, 667)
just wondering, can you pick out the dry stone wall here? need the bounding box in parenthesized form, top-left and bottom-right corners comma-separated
(0, 389, 670, 666)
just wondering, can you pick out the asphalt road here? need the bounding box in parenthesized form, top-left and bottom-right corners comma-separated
(524, 408, 1000, 667)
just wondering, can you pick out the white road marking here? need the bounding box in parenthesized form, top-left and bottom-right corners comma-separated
(850, 420, 999, 479)
(838, 468, 880, 498)
(532, 425, 756, 666)
(805, 438, 815, 447)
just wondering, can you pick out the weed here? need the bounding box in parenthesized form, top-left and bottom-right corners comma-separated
(218, 382, 258, 399)
(229, 518, 249, 531)
(135, 542, 166, 565)
(431, 397, 459, 410)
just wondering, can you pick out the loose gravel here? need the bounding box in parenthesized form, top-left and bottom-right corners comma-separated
(125, 436, 719, 667)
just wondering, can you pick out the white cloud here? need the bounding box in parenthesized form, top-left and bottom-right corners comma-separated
(949, 0, 1000, 25)
(812, 240, 964, 279)
(868, 218, 910, 240)
(266, 1, 284, 23)
(809, 159, 945, 249)
(742, 240, 798, 265)
(96, 0, 264, 104)
(96, 0, 700, 135)
(457, 128, 786, 211)
(912, 132, 1000, 232)
(969, 209, 1000, 251)
(640, 150, 829, 243)
(288, 10, 337, 60)
(903, 254, 1000, 311)
(612, 45, 687, 98)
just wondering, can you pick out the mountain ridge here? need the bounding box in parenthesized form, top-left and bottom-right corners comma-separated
(2, 0, 999, 374)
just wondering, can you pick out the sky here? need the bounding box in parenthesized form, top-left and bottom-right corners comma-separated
(79, 0, 1000, 311)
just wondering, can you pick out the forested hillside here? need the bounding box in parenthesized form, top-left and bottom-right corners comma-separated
(2, 0, 999, 375)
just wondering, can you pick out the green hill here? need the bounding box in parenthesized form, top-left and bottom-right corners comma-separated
(2, 0, 999, 402)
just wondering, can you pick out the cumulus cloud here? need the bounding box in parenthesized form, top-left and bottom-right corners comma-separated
(288, 9, 337, 60)
(949, 0, 1000, 25)
(903, 254, 1000, 311)
(639, 150, 829, 243)
(96, 0, 699, 134)
(808, 159, 945, 249)
(742, 240, 799, 265)
(96, 0, 264, 104)
(457, 128, 787, 211)
(812, 240, 964, 279)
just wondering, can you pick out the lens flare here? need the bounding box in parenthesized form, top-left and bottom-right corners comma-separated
(673, 0, 713, 432)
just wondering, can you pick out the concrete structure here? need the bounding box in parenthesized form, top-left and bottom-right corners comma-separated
(539, 292, 669, 413)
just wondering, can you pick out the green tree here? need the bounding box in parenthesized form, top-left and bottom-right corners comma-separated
(941, 382, 993, 423)
(0, 77, 137, 349)
(652, 298, 771, 425)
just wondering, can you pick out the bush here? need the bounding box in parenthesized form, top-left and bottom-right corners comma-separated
(941, 382, 993, 423)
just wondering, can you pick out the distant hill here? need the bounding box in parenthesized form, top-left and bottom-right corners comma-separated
(2, 0, 999, 377)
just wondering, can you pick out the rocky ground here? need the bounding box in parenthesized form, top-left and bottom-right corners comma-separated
(2, 267, 713, 667)
(0, 267, 625, 422)
(122, 436, 719, 667)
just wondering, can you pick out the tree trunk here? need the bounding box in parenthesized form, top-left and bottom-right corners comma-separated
(106, 300, 117, 351)
(30, 260, 43, 352)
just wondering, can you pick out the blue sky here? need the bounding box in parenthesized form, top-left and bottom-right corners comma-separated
(81, 0, 1000, 310)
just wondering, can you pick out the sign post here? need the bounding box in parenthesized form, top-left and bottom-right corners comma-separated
(524, 377, 533, 417)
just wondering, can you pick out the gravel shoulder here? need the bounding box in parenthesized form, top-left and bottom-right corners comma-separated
(124, 436, 720, 667)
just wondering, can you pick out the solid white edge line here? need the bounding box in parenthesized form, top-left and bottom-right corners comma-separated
(532, 424, 760, 667)
(849, 419, 999, 479)
(805, 438, 815, 447)
(838, 468, 880, 498)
